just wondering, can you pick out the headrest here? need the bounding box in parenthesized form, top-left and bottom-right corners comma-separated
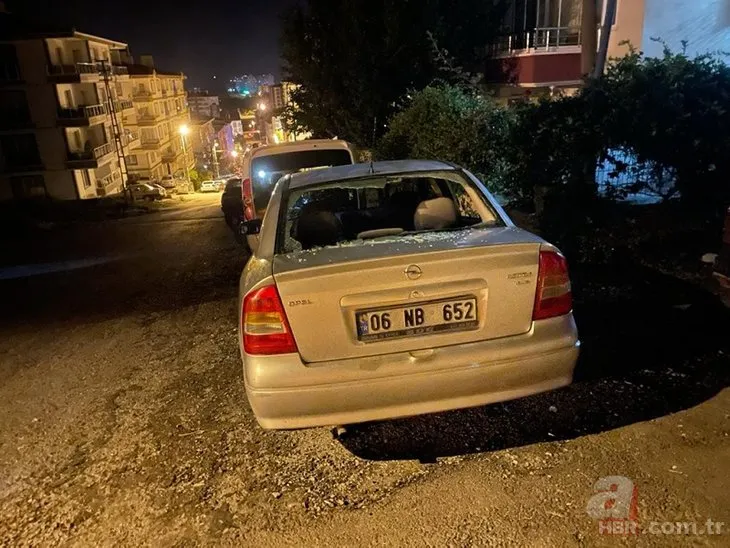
(294, 204, 343, 250)
(413, 197, 457, 231)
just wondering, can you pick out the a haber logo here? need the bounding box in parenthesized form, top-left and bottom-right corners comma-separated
(586, 476, 639, 535)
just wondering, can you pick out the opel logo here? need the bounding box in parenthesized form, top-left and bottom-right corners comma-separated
(404, 265, 422, 280)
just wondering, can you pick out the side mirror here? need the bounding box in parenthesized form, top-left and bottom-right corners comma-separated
(239, 218, 262, 236)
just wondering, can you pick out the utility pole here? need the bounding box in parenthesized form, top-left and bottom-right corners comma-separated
(594, 0, 618, 79)
(581, 0, 598, 77)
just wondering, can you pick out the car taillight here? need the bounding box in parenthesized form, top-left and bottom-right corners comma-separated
(532, 249, 572, 320)
(242, 285, 298, 355)
(242, 178, 254, 220)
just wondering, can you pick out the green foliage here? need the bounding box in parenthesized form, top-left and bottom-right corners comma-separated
(376, 85, 513, 191)
(507, 45, 730, 219)
(280, 0, 507, 145)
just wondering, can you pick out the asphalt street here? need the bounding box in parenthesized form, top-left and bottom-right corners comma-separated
(0, 194, 728, 546)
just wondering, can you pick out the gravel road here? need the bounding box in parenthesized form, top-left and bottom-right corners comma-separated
(0, 194, 728, 546)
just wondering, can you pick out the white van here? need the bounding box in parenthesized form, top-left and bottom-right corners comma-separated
(238, 139, 358, 251)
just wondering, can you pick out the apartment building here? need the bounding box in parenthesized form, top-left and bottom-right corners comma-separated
(0, 29, 139, 200)
(189, 117, 216, 170)
(487, 0, 729, 102)
(187, 92, 220, 119)
(120, 57, 193, 182)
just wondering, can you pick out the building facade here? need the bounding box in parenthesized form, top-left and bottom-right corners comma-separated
(488, 0, 729, 102)
(0, 31, 139, 200)
(120, 57, 193, 182)
(187, 92, 220, 119)
(189, 116, 215, 171)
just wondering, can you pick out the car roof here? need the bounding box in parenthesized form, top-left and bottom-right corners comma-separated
(286, 159, 456, 190)
(249, 139, 355, 160)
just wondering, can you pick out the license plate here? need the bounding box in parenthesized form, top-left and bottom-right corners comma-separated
(356, 296, 479, 342)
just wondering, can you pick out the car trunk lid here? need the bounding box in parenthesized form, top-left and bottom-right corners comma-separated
(272, 227, 543, 363)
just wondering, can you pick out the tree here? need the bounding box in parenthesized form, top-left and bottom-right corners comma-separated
(280, 0, 507, 146)
(377, 85, 513, 191)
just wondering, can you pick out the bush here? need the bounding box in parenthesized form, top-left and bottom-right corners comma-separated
(376, 85, 514, 193)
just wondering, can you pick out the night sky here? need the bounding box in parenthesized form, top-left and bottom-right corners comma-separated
(7, 0, 296, 89)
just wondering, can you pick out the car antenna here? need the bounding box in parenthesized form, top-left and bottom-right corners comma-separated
(368, 116, 377, 174)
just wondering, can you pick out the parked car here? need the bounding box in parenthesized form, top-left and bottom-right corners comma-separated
(237, 139, 357, 251)
(129, 183, 165, 201)
(158, 175, 179, 193)
(200, 180, 219, 192)
(238, 160, 580, 430)
(221, 177, 243, 228)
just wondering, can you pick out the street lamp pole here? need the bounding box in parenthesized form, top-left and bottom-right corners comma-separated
(179, 124, 192, 191)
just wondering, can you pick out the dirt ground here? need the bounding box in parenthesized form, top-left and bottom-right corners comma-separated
(0, 194, 728, 546)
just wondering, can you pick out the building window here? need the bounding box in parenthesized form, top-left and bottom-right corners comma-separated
(127, 154, 138, 165)
(10, 175, 46, 199)
(79, 169, 92, 188)
(0, 44, 21, 81)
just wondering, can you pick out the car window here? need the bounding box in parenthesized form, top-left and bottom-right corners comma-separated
(277, 172, 501, 254)
(251, 149, 353, 212)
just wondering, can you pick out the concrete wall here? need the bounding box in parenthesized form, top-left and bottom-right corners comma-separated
(643, 0, 730, 58)
(46, 170, 78, 200)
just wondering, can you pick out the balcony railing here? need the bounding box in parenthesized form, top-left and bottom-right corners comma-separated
(115, 99, 134, 111)
(137, 112, 162, 125)
(58, 103, 107, 120)
(133, 89, 158, 101)
(112, 65, 128, 76)
(67, 142, 114, 163)
(140, 136, 161, 147)
(121, 131, 140, 147)
(47, 62, 99, 77)
(488, 26, 582, 57)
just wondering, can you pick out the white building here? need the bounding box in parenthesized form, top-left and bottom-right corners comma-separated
(0, 30, 139, 200)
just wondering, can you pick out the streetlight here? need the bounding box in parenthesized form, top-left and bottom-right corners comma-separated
(179, 124, 192, 191)
(258, 102, 267, 111)
(231, 150, 239, 158)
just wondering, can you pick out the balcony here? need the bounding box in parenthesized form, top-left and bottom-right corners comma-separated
(137, 112, 162, 126)
(486, 26, 584, 88)
(140, 136, 161, 149)
(488, 27, 582, 57)
(47, 62, 99, 83)
(112, 65, 129, 77)
(114, 99, 134, 112)
(121, 131, 141, 150)
(66, 142, 115, 168)
(132, 89, 158, 101)
(161, 147, 181, 162)
(57, 104, 107, 126)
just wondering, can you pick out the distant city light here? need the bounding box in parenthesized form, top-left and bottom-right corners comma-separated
(257, 170, 266, 179)
(258, 102, 267, 111)
(231, 150, 239, 158)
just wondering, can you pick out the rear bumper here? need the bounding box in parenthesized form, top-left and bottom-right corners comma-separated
(243, 314, 579, 430)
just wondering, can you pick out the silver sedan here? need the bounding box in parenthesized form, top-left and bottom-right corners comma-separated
(238, 160, 579, 430)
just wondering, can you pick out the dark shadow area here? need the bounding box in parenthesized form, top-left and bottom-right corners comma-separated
(339, 264, 730, 461)
(0, 219, 248, 328)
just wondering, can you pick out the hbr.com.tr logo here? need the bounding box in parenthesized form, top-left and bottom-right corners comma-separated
(586, 476, 639, 535)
